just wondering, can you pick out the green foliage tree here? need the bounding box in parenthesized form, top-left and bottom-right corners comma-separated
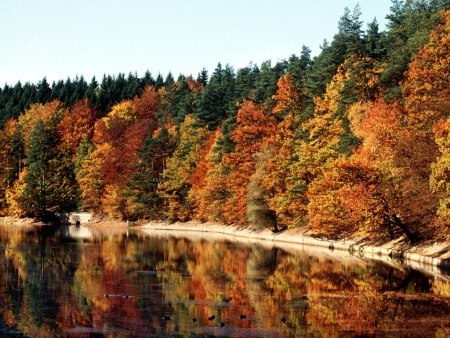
(158, 115, 209, 221)
(24, 119, 55, 215)
(380, 0, 450, 98)
(126, 127, 171, 219)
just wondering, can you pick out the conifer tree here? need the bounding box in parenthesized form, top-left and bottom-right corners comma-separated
(24, 119, 55, 215)
(126, 127, 170, 218)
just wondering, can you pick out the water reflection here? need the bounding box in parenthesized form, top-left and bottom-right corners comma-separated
(0, 224, 449, 337)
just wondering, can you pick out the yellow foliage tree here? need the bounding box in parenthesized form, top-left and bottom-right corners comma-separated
(17, 100, 64, 152)
(189, 128, 230, 223)
(261, 73, 306, 227)
(430, 119, 450, 223)
(158, 115, 209, 221)
(5, 168, 30, 217)
(403, 10, 450, 131)
(76, 143, 111, 212)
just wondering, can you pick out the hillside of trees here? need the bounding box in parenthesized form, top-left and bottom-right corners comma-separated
(2, 0, 450, 242)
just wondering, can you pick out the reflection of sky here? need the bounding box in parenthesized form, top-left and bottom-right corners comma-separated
(67, 226, 93, 239)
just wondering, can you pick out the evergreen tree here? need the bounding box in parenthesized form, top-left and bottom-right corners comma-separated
(36, 77, 52, 104)
(70, 75, 88, 105)
(172, 76, 196, 124)
(86, 76, 99, 107)
(364, 18, 387, 59)
(126, 127, 170, 218)
(51, 79, 66, 102)
(125, 72, 142, 99)
(380, 0, 450, 98)
(142, 70, 156, 88)
(307, 5, 365, 99)
(196, 63, 236, 128)
(24, 119, 55, 215)
(62, 77, 74, 105)
(154, 73, 164, 89)
(197, 67, 209, 87)
(164, 72, 175, 87)
(234, 63, 259, 102)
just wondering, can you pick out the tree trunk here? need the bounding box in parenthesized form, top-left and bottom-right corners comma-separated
(391, 214, 417, 243)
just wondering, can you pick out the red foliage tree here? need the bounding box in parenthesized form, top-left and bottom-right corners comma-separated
(223, 100, 276, 225)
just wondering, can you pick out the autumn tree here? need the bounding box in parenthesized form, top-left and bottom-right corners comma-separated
(188, 131, 217, 219)
(348, 98, 436, 241)
(17, 100, 64, 150)
(76, 142, 110, 212)
(5, 100, 65, 216)
(259, 73, 306, 228)
(297, 70, 346, 234)
(222, 100, 277, 225)
(188, 128, 230, 223)
(57, 99, 97, 154)
(399, 10, 450, 234)
(429, 119, 450, 225)
(0, 119, 21, 213)
(403, 10, 450, 130)
(77, 98, 156, 217)
(247, 147, 279, 232)
(50, 99, 99, 210)
(158, 115, 210, 221)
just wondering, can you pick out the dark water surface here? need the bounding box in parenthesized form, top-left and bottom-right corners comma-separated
(0, 224, 450, 337)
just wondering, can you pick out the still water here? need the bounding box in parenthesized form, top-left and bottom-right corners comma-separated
(0, 224, 450, 337)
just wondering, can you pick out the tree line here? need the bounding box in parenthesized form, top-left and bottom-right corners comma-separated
(2, 0, 450, 242)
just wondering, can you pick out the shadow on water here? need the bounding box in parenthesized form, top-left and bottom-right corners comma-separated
(0, 316, 25, 337)
(0, 224, 450, 337)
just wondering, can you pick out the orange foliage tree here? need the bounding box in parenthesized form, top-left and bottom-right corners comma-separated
(188, 128, 230, 223)
(222, 100, 276, 225)
(5, 101, 65, 215)
(403, 10, 450, 131)
(260, 73, 305, 228)
(296, 72, 345, 234)
(430, 119, 450, 224)
(77, 95, 158, 218)
(348, 98, 436, 240)
(17, 100, 64, 151)
(401, 10, 450, 232)
(76, 142, 110, 212)
(57, 99, 97, 154)
(0, 119, 20, 213)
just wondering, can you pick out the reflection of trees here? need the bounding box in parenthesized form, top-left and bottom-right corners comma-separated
(1, 226, 81, 337)
(247, 248, 312, 332)
(0, 227, 450, 337)
(158, 238, 256, 330)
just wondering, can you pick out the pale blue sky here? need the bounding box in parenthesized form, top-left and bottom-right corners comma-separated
(1, 0, 393, 85)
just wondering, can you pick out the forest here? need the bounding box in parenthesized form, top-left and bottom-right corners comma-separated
(2, 0, 450, 242)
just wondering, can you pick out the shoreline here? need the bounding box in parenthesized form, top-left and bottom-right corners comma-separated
(4, 216, 450, 274)
(140, 221, 450, 274)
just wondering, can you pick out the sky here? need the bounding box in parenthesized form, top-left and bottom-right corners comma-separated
(1, 0, 393, 86)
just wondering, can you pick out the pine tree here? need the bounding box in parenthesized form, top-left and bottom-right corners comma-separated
(24, 119, 55, 215)
(36, 77, 52, 104)
(126, 127, 170, 218)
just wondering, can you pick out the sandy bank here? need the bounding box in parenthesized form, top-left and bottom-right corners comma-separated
(140, 220, 450, 274)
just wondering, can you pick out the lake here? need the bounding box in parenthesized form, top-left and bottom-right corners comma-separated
(0, 224, 449, 337)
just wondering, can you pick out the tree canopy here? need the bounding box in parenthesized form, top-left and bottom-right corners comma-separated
(1, 1, 450, 243)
